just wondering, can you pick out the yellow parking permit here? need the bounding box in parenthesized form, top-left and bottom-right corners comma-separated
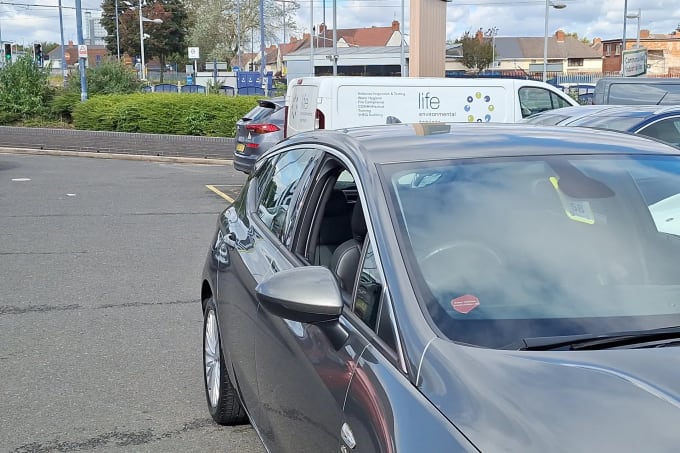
(549, 176, 595, 225)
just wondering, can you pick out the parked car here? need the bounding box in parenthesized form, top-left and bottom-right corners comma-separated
(593, 77, 680, 105)
(233, 97, 285, 173)
(524, 105, 680, 147)
(202, 123, 680, 452)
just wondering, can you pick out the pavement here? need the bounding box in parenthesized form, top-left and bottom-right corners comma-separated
(0, 126, 236, 163)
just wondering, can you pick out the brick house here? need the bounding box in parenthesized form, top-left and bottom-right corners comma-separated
(600, 29, 680, 75)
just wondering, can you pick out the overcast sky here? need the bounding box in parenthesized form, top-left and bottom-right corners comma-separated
(0, 0, 678, 48)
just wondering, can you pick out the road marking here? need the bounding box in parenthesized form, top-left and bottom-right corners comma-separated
(206, 185, 234, 203)
(11, 178, 31, 182)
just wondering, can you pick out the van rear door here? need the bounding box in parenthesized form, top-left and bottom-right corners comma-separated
(286, 83, 320, 136)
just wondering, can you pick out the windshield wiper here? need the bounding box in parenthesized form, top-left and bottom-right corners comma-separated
(515, 326, 680, 351)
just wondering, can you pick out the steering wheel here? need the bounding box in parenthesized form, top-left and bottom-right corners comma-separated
(419, 241, 505, 299)
(421, 240, 503, 265)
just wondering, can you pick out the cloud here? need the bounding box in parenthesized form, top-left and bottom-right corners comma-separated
(1, 0, 679, 49)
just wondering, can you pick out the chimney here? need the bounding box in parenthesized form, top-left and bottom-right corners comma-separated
(290, 36, 297, 43)
(640, 29, 650, 39)
(319, 23, 326, 34)
(592, 37, 602, 45)
(68, 40, 74, 47)
(303, 33, 310, 39)
(392, 20, 399, 31)
(475, 29, 484, 42)
(555, 30, 565, 42)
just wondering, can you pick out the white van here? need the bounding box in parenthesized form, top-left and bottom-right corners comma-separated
(284, 76, 578, 137)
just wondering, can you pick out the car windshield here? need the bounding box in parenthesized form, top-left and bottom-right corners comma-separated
(382, 154, 680, 348)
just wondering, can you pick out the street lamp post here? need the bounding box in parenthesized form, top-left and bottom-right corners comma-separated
(139, 9, 162, 80)
(626, 9, 641, 48)
(125, 0, 162, 80)
(115, 0, 121, 61)
(486, 27, 498, 69)
(543, 0, 566, 83)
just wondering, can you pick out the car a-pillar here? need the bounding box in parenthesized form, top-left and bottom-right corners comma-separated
(410, 0, 451, 77)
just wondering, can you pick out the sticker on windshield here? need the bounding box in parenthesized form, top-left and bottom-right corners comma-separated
(451, 295, 480, 314)
(549, 177, 595, 224)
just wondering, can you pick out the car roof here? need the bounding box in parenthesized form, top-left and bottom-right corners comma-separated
(280, 123, 680, 166)
(527, 105, 680, 124)
(597, 77, 680, 85)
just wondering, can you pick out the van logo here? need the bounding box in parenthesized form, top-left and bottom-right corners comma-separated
(302, 94, 309, 109)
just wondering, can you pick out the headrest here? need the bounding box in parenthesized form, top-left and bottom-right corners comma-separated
(351, 200, 367, 241)
(325, 190, 350, 216)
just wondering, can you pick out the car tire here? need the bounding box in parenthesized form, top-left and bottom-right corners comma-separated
(203, 297, 248, 425)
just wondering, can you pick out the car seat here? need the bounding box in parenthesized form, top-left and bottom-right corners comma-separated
(330, 200, 367, 294)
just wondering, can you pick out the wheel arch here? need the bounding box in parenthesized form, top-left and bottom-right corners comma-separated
(201, 279, 213, 312)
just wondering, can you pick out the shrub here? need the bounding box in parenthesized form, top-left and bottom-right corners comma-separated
(50, 92, 82, 122)
(72, 93, 259, 137)
(65, 60, 142, 96)
(0, 55, 53, 123)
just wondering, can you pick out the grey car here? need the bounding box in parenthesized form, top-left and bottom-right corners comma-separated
(202, 123, 680, 452)
(233, 97, 285, 173)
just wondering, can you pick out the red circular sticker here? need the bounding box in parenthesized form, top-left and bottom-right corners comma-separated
(451, 295, 480, 314)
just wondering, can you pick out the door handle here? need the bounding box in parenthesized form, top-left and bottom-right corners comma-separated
(223, 232, 237, 248)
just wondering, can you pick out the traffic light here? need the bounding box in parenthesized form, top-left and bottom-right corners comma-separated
(34, 43, 43, 67)
(3, 43, 11, 64)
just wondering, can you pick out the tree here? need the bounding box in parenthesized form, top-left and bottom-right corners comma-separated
(566, 31, 591, 45)
(0, 54, 53, 122)
(458, 30, 493, 72)
(100, 0, 189, 82)
(185, 0, 299, 68)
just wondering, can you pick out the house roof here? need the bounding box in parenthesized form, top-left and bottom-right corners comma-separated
(494, 35, 601, 60)
(285, 45, 407, 59)
(306, 21, 400, 49)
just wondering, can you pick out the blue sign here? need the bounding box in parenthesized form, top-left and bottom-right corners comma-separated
(186, 75, 193, 85)
(233, 65, 240, 72)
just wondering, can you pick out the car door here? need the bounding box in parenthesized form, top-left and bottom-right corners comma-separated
(216, 148, 319, 425)
(254, 159, 375, 452)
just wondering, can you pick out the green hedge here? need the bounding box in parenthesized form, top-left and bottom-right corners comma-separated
(72, 93, 260, 137)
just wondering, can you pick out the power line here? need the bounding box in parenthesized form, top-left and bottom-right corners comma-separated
(0, 1, 98, 11)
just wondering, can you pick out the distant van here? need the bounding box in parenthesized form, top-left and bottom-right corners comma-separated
(593, 77, 680, 105)
(284, 76, 577, 137)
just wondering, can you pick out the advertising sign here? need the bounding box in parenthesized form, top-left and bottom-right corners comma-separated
(622, 48, 648, 77)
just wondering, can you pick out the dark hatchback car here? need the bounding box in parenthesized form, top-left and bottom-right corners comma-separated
(233, 97, 285, 173)
(202, 124, 680, 452)
(524, 105, 680, 147)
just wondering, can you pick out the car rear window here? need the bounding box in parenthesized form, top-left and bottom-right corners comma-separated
(242, 105, 276, 122)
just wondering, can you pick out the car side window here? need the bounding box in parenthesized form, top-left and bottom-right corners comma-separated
(637, 117, 680, 146)
(256, 148, 318, 242)
(353, 240, 383, 331)
(519, 87, 570, 118)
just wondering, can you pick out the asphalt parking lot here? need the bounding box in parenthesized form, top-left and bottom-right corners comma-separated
(0, 149, 265, 452)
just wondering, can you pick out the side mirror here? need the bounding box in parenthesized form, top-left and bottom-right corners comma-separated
(256, 266, 343, 323)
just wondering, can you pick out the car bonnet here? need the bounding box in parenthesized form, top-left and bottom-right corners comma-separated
(418, 338, 680, 452)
